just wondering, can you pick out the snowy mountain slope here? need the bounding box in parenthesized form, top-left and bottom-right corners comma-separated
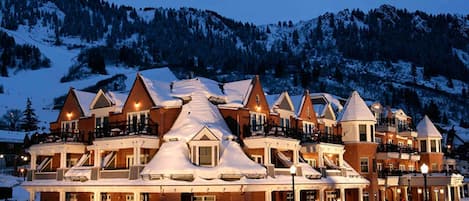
(0, 1, 467, 141)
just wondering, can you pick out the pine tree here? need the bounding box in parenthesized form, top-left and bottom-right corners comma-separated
(21, 98, 39, 132)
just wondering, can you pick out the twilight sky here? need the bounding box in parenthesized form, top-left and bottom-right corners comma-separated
(106, 0, 469, 24)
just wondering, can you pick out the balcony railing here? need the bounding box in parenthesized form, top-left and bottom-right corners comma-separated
(30, 130, 87, 145)
(244, 123, 343, 144)
(94, 120, 158, 139)
(377, 143, 418, 154)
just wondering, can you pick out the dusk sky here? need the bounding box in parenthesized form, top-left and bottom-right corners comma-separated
(107, 0, 469, 24)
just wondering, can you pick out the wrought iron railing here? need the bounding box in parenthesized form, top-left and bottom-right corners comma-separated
(94, 120, 158, 138)
(244, 123, 343, 144)
(377, 143, 418, 153)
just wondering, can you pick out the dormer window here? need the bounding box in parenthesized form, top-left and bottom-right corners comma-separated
(62, 120, 78, 133)
(189, 127, 220, 167)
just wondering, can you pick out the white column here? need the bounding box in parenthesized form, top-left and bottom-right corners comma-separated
(94, 191, 101, 201)
(264, 144, 271, 165)
(29, 190, 36, 201)
(319, 189, 325, 201)
(59, 191, 65, 201)
(381, 188, 386, 201)
(30, 153, 37, 170)
(340, 188, 346, 201)
(293, 146, 299, 164)
(447, 185, 452, 201)
(136, 146, 141, 165)
(134, 192, 141, 201)
(456, 186, 461, 200)
(60, 151, 67, 168)
(265, 190, 271, 201)
(358, 188, 363, 201)
(339, 152, 344, 167)
(94, 149, 101, 168)
(318, 150, 324, 167)
(295, 188, 300, 201)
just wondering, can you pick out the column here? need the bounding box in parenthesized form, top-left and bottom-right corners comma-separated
(339, 150, 344, 167)
(456, 186, 461, 201)
(403, 186, 408, 201)
(94, 191, 101, 201)
(294, 188, 300, 201)
(136, 146, 141, 165)
(340, 188, 346, 201)
(29, 190, 36, 201)
(319, 189, 325, 201)
(94, 148, 101, 167)
(293, 146, 299, 164)
(447, 185, 452, 201)
(30, 153, 37, 170)
(318, 150, 324, 167)
(59, 191, 65, 201)
(380, 188, 386, 201)
(60, 151, 67, 168)
(264, 144, 271, 165)
(134, 192, 141, 201)
(358, 188, 363, 201)
(265, 190, 271, 201)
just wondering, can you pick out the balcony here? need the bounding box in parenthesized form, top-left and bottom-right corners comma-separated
(94, 120, 158, 139)
(244, 124, 342, 144)
(377, 144, 418, 154)
(30, 130, 88, 145)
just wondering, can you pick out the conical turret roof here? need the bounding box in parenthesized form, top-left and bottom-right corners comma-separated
(338, 91, 376, 122)
(417, 115, 442, 139)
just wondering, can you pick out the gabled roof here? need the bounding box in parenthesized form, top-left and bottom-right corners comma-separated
(338, 91, 376, 122)
(310, 93, 344, 112)
(290, 94, 305, 116)
(267, 92, 295, 113)
(139, 74, 182, 108)
(222, 79, 253, 108)
(90, 89, 112, 110)
(105, 91, 128, 112)
(417, 115, 442, 139)
(72, 89, 95, 117)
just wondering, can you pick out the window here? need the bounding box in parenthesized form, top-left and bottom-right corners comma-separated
(377, 163, 382, 171)
(370, 125, 374, 142)
(431, 140, 437, 152)
(126, 194, 134, 201)
(303, 122, 314, 134)
(360, 157, 369, 173)
(250, 112, 266, 131)
(61, 120, 79, 133)
(388, 164, 394, 170)
(399, 164, 405, 171)
(408, 165, 415, 172)
(286, 192, 294, 201)
(306, 159, 317, 168)
(375, 137, 382, 143)
(420, 140, 427, 152)
(251, 155, 263, 164)
(363, 192, 369, 201)
(359, 125, 367, 141)
(398, 142, 404, 147)
(127, 111, 149, 133)
(193, 195, 216, 201)
(304, 191, 317, 201)
(199, 147, 213, 166)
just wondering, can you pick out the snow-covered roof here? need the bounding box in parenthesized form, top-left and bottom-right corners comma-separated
(73, 89, 95, 117)
(0, 130, 26, 143)
(139, 67, 178, 83)
(290, 94, 305, 116)
(172, 77, 225, 100)
(337, 91, 376, 122)
(106, 91, 128, 112)
(140, 141, 196, 177)
(141, 140, 266, 179)
(221, 79, 252, 108)
(310, 93, 344, 112)
(417, 115, 442, 139)
(140, 75, 182, 108)
(217, 141, 266, 175)
(163, 92, 232, 142)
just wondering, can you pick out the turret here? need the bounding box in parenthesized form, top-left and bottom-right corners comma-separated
(339, 91, 377, 143)
(416, 115, 443, 172)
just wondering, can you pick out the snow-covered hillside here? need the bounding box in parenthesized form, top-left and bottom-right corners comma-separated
(103, 0, 469, 24)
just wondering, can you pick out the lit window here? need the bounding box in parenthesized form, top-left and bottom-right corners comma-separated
(193, 195, 216, 201)
(251, 155, 263, 164)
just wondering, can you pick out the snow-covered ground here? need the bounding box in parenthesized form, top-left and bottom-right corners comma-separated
(0, 24, 139, 130)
